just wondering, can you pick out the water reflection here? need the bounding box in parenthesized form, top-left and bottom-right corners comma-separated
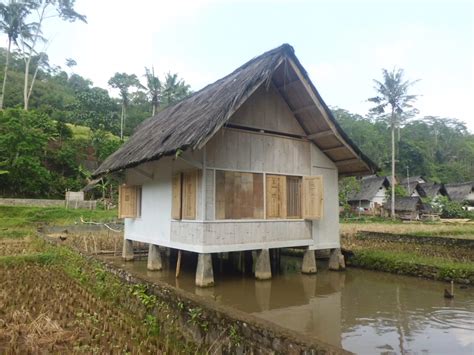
(101, 254, 474, 354)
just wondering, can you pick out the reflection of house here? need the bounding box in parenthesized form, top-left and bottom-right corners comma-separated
(384, 196, 423, 220)
(93, 44, 376, 286)
(445, 182, 474, 209)
(348, 176, 390, 211)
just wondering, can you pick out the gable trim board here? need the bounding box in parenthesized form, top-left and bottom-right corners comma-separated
(93, 44, 377, 179)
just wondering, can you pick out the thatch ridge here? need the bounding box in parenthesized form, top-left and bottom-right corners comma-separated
(93, 44, 377, 177)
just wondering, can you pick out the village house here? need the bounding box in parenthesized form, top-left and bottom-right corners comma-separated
(445, 182, 474, 210)
(418, 182, 447, 200)
(347, 175, 390, 213)
(384, 196, 424, 220)
(93, 44, 376, 286)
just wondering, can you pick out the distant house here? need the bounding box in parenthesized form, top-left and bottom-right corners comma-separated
(400, 176, 426, 197)
(418, 182, 447, 200)
(445, 182, 474, 209)
(384, 196, 423, 220)
(348, 175, 390, 211)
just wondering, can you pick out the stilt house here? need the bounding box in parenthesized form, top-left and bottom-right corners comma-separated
(94, 44, 377, 286)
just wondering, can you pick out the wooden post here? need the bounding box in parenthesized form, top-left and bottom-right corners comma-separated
(175, 250, 182, 278)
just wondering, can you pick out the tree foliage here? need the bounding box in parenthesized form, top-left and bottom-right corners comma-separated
(334, 108, 473, 183)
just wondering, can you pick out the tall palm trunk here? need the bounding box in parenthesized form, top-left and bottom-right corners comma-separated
(0, 38, 12, 110)
(120, 103, 125, 141)
(391, 112, 396, 220)
(23, 57, 29, 110)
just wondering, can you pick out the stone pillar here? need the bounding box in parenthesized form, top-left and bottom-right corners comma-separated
(195, 253, 214, 287)
(255, 249, 271, 280)
(122, 239, 134, 261)
(328, 248, 346, 271)
(147, 244, 162, 271)
(301, 249, 317, 274)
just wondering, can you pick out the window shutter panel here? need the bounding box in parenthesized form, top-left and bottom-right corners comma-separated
(118, 185, 138, 218)
(302, 176, 323, 220)
(182, 171, 197, 219)
(171, 173, 182, 219)
(266, 175, 287, 218)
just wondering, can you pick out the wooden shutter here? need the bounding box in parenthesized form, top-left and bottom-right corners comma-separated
(171, 173, 182, 219)
(302, 176, 323, 220)
(215, 171, 264, 219)
(118, 185, 138, 218)
(182, 171, 197, 220)
(266, 175, 287, 219)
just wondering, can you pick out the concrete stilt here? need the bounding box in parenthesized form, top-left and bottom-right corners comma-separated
(301, 249, 317, 274)
(195, 253, 214, 287)
(122, 239, 134, 261)
(255, 249, 272, 280)
(147, 244, 162, 271)
(328, 248, 346, 271)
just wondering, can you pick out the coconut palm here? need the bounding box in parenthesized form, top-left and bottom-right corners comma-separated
(368, 68, 419, 219)
(161, 72, 191, 107)
(144, 66, 161, 115)
(0, 0, 32, 110)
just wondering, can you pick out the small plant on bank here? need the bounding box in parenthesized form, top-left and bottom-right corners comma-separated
(187, 307, 209, 332)
(228, 324, 243, 347)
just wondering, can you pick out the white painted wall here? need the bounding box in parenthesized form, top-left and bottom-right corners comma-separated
(310, 144, 339, 250)
(371, 186, 387, 207)
(124, 160, 173, 245)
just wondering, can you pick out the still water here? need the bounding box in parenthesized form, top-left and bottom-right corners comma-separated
(102, 253, 474, 354)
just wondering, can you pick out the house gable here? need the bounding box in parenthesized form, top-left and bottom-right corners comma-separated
(229, 84, 306, 136)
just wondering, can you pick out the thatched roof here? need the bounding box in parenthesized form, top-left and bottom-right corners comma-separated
(93, 44, 377, 178)
(418, 182, 446, 199)
(445, 182, 473, 202)
(384, 196, 422, 212)
(348, 175, 389, 202)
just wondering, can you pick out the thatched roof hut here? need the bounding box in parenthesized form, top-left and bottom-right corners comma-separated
(348, 175, 390, 203)
(93, 44, 377, 178)
(445, 182, 474, 203)
(384, 196, 422, 212)
(418, 182, 447, 199)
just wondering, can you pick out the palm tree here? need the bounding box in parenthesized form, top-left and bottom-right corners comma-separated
(144, 67, 161, 116)
(0, 0, 32, 110)
(161, 72, 191, 107)
(368, 68, 418, 219)
(108, 72, 141, 140)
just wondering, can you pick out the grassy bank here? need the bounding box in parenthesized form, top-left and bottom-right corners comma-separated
(341, 220, 474, 240)
(0, 206, 118, 239)
(341, 221, 474, 284)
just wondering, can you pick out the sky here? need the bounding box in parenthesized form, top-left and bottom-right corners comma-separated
(27, 0, 474, 131)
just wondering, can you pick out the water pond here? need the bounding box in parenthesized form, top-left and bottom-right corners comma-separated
(102, 254, 474, 354)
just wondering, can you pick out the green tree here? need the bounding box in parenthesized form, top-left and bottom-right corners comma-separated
(70, 87, 118, 132)
(368, 68, 419, 219)
(0, 108, 55, 196)
(108, 72, 141, 140)
(0, 0, 32, 110)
